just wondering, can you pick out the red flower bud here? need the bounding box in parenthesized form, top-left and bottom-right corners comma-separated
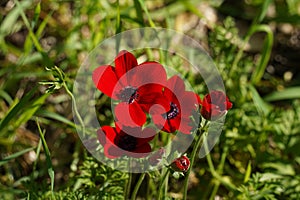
(200, 90, 232, 121)
(171, 155, 190, 172)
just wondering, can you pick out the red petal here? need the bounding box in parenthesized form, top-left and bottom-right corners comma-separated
(131, 143, 152, 158)
(180, 91, 199, 117)
(154, 115, 180, 133)
(209, 90, 226, 106)
(139, 92, 169, 113)
(164, 76, 185, 100)
(115, 102, 146, 127)
(127, 62, 167, 87)
(196, 94, 202, 105)
(135, 143, 151, 153)
(114, 50, 138, 80)
(92, 65, 118, 99)
(138, 83, 163, 96)
(97, 126, 117, 146)
(226, 97, 233, 109)
(164, 118, 180, 133)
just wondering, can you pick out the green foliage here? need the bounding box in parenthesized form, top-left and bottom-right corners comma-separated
(237, 172, 300, 200)
(67, 156, 127, 199)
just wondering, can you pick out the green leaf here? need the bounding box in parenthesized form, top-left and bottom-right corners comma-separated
(0, 89, 13, 105)
(32, 1, 41, 29)
(244, 161, 252, 183)
(14, 93, 50, 129)
(0, 0, 31, 36)
(137, 0, 156, 28)
(133, 0, 145, 26)
(35, 110, 76, 128)
(249, 85, 272, 115)
(262, 162, 295, 176)
(250, 25, 274, 85)
(36, 119, 54, 192)
(0, 86, 38, 133)
(256, 0, 273, 23)
(0, 147, 35, 167)
(264, 87, 300, 101)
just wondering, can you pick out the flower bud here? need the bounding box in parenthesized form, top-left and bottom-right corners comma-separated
(171, 155, 190, 172)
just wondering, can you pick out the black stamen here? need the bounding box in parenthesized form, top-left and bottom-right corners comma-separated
(163, 102, 179, 119)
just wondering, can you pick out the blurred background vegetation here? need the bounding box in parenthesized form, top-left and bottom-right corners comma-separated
(0, 0, 300, 199)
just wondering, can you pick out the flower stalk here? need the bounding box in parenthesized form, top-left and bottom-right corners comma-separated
(157, 169, 170, 200)
(182, 125, 205, 200)
(131, 173, 146, 200)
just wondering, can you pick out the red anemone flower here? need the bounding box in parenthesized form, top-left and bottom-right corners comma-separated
(97, 124, 156, 159)
(200, 90, 232, 121)
(92, 50, 168, 127)
(151, 75, 199, 134)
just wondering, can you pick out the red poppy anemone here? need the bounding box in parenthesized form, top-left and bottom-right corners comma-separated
(97, 125, 156, 159)
(200, 90, 232, 121)
(151, 75, 199, 134)
(92, 50, 168, 127)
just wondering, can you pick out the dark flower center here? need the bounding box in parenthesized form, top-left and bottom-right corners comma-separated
(118, 86, 139, 104)
(163, 102, 179, 119)
(117, 135, 137, 151)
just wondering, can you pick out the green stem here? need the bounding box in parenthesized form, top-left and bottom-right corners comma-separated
(63, 81, 86, 136)
(209, 182, 221, 200)
(125, 172, 132, 199)
(250, 25, 273, 85)
(157, 169, 170, 200)
(131, 173, 146, 200)
(209, 145, 229, 199)
(183, 128, 204, 200)
(137, 0, 156, 28)
(115, 0, 121, 54)
(229, 0, 272, 78)
(203, 135, 236, 191)
(164, 169, 169, 198)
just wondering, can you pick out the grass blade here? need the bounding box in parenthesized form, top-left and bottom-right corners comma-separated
(0, 0, 31, 36)
(133, 0, 145, 26)
(250, 25, 274, 85)
(264, 87, 300, 102)
(249, 85, 272, 115)
(255, 0, 273, 24)
(244, 160, 252, 183)
(0, 147, 35, 167)
(115, 0, 121, 54)
(137, 0, 156, 27)
(14, 93, 50, 129)
(35, 110, 76, 128)
(36, 119, 54, 192)
(0, 86, 37, 133)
